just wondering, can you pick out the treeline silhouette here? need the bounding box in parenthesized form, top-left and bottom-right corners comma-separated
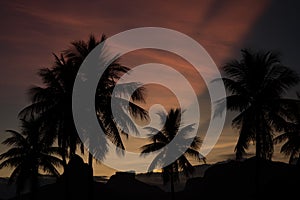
(0, 34, 300, 200)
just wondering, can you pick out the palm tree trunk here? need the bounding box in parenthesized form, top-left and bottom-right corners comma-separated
(170, 168, 175, 200)
(255, 118, 261, 197)
(87, 153, 94, 200)
(296, 154, 300, 167)
(61, 142, 67, 169)
(31, 175, 38, 200)
(88, 152, 93, 168)
(255, 116, 262, 159)
(61, 141, 69, 200)
(16, 188, 21, 200)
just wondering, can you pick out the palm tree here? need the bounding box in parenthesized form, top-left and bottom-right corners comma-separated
(0, 116, 63, 198)
(274, 97, 300, 165)
(64, 34, 148, 168)
(215, 48, 299, 160)
(140, 108, 205, 200)
(19, 54, 81, 168)
(20, 34, 148, 170)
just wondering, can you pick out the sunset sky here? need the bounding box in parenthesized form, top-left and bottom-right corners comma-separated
(1, 0, 300, 177)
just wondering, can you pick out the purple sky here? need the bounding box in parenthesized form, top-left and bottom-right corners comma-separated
(1, 0, 300, 177)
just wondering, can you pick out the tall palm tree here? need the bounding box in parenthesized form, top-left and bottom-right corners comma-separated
(140, 108, 205, 200)
(64, 34, 148, 167)
(215, 48, 299, 160)
(0, 117, 63, 198)
(274, 97, 300, 164)
(20, 34, 148, 170)
(19, 54, 80, 168)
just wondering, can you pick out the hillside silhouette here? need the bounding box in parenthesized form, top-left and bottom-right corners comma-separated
(183, 157, 300, 199)
(2, 156, 298, 200)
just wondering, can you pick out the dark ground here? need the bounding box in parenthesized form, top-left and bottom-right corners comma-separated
(6, 156, 300, 200)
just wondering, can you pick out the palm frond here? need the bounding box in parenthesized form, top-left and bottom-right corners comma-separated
(264, 65, 300, 97)
(234, 121, 254, 160)
(177, 155, 194, 177)
(189, 136, 202, 150)
(0, 148, 26, 160)
(184, 148, 205, 163)
(177, 124, 195, 138)
(274, 132, 291, 144)
(0, 157, 24, 169)
(145, 129, 168, 144)
(140, 142, 166, 155)
(2, 130, 26, 146)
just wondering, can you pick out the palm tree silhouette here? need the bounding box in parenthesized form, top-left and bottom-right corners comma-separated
(20, 34, 148, 170)
(0, 116, 63, 199)
(274, 96, 300, 165)
(215, 48, 299, 160)
(19, 54, 81, 168)
(140, 108, 205, 200)
(63, 34, 148, 168)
